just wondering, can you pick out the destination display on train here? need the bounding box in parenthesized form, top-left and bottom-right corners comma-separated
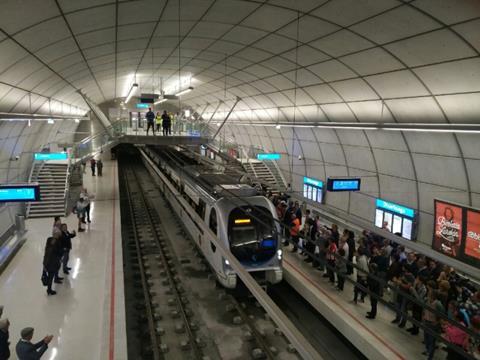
(0, 184, 40, 202)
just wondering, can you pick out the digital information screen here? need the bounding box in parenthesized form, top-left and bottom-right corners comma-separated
(136, 103, 150, 109)
(374, 198, 415, 240)
(34, 152, 68, 161)
(327, 178, 361, 192)
(0, 184, 40, 202)
(303, 176, 323, 204)
(257, 153, 281, 161)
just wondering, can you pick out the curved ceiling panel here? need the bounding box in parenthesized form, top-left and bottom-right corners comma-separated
(0, 0, 479, 244)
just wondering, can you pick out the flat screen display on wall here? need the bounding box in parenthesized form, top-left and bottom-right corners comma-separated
(374, 198, 416, 240)
(0, 183, 40, 202)
(433, 200, 480, 268)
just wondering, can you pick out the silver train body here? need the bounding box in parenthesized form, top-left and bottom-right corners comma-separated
(141, 146, 283, 288)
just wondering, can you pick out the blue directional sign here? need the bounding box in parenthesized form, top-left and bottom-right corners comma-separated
(327, 178, 361, 192)
(257, 153, 281, 161)
(136, 103, 149, 109)
(34, 152, 68, 161)
(303, 176, 323, 188)
(0, 184, 40, 202)
(375, 198, 415, 218)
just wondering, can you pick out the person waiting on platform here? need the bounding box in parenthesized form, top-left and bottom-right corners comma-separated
(290, 213, 301, 253)
(43, 231, 63, 296)
(145, 107, 155, 135)
(52, 216, 61, 234)
(96, 159, 103, 176)
(335, 248, 347, 291)
(16, 328, 52, 360)
(366, 263, 381, 319)
(73, 196, 87, 232)
(79, 188, 92, 223)
(90, 158, 96, 176)
(60, 223, 76, 275)
(155, 112, 162, 133)
(161, 110, 171, 136)
(0, 318, 10, 360)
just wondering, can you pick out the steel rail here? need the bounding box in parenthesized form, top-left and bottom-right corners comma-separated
(121, 166, 161, 360)
(128, 163, 205, 359)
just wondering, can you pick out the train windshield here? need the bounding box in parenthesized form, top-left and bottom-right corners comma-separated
(228, 206, 277, 264)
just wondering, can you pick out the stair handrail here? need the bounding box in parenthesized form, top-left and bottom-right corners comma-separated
(70, 119, 126, 165)
(63, 163, 71, 216)
(26, 160, 45, 217)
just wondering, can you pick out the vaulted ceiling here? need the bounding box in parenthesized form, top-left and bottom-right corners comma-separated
(1, 0, 480, 245)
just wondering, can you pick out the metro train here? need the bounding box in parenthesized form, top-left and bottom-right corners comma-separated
(140, 146, 283, 288)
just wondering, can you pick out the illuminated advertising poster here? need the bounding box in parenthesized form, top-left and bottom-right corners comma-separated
(465, 210, 480, 261)
(433, 200, 463, 258)
(375, 209, 384, 228)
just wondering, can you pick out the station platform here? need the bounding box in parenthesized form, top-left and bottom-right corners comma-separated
(0, 159, 127, 360)
(283, 251, 444, 360)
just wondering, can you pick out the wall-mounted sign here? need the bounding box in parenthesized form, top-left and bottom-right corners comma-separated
(375, 198, 415, 240)
(257, 153, 281, 161)
(327, 178, 361, 192)
(464, 209, 480, 261)
(136, 103, 150, 109)
(34, 152, 68, 161)
(432, 200, 480, 268)
(433, 200, 463, 258)
(0, 183, 40, 202)
(303, 176, 323, 204)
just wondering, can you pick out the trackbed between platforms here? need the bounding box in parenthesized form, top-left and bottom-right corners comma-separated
(283, 253, 406, 360)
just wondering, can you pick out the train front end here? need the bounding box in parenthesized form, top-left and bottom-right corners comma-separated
(220, 197, 283, 285)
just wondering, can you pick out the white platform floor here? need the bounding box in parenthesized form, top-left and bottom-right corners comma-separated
(284, 251, 446, 360)
(0, 159, 127, 360)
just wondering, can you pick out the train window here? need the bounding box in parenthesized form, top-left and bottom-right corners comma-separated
(196, 199, 206, 219)
(210, 241, 216, 253)
(209, 208, 217, 235)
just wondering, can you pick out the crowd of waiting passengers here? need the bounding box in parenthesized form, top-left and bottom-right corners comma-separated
(268, 193, 479, 360)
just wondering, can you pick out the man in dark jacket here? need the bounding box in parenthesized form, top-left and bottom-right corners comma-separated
(161, 110, 171, 136)
(43, 231, 63, 296)
(60, 224, 76, 275)
(145, 108, 155, 135)
(0, 318, 10, 360)
(15, 327, 52, 360)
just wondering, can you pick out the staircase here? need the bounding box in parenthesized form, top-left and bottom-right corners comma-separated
(263, 160, 287, 190)
(28, 162, 69, 218)
(242, 159, 285, 193)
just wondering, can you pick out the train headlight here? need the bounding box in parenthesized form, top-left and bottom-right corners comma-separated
(277, 249, 282, 260)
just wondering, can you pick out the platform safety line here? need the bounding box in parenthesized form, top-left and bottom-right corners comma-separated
(283, 258, 406, 360)
(109, 161, 117, 360)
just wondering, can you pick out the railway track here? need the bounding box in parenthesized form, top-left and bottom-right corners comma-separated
(119, 152, 300, 359)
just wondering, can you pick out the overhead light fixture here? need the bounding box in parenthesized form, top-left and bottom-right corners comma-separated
(175, 86, 193, 97)
(74, 118, 80, 123)
(47, 119, 54, 124)
(125, 83, 138, 103)
(275, 124, 281, 130)
(154, 98, 167, 105)
(216, 122, 221, 127)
